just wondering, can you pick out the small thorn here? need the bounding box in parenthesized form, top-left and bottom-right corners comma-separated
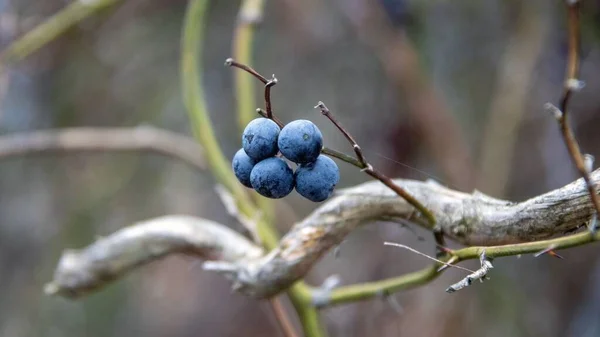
(534, 245, 562, 258)
(547, 250, 565, 259)
(225, 58, 234, 66)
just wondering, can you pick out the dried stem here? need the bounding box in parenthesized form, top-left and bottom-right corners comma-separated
(551, 1, 600, 223)
(0, 126, 205, 170)
(226, 58, 269, 84)
(226, 58, 278, 120)
(315, 101, 436, 227)
(269, 298, 300, 337)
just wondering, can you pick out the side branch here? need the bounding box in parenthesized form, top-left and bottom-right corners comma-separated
(0, 126, 206, 170)
(45, 215, 263, 298)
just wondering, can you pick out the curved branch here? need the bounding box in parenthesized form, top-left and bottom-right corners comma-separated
(47, 170, 600, 300)
(0, 0, 121, 65)
(44, 215, 263, 298)
(0, 126, 206, 170)
(207, 169, 600, 298)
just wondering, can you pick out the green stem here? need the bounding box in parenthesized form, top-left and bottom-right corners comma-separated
(181, 0, 278, 248)
(327, 229, 600, 307)
(232, 0, 274, 224)
(289, 283, 326, 337)
(182, 4, 323, 335)
(0, 0, 121, 65)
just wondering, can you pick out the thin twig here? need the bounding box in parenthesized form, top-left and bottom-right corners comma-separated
(315, 101, 437, 227)
(383, 242, 475, 273)
(265, 76, 278, 119)
(269, 298, 300, 337)
(226, 58, 269, 84)
(225, 58, 278, 122)
(0, 126, 205, 170)
(550, 1, 600, 225)
(315, 102, 366, 164)
(0, 0, 122, 65)
(229, 59, 437, 228)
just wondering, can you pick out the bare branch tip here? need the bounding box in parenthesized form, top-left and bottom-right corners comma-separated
(225, 58, 234, 66)
(314, 101, 328, 114)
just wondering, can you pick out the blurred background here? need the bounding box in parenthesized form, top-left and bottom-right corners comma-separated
(1, 0, 600, 336)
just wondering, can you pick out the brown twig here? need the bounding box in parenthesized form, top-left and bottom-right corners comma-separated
(0, 126, 205, 170)
(551, 0, 600, 230)
(226, 58, 278, 119)
(315, 101, 436, 227)
(226, 58, 269, 83)
(229, 59, 437, 228)
(269, 298, 300, 337)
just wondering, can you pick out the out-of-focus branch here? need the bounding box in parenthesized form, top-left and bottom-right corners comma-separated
(44, 215, 264, 298)
(0, 126, 206, 170)
(0, 0, 121, 66)
(326, 225, 600, 306)
(230, 0, 275, 226)
(551, 1, 600, 219)
(182, 3, 321, 336)
(181, 0, 279, 248)
(232, 0, 266, 131)
(477, 3, 549, 195)
(335, 0, 474, 189)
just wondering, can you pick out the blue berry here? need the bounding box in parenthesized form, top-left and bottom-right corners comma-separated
(250, 157, 295, 198)
(278, 120, 323, 164)
(232, 148, 256, 188)
(242, 118, 280, 161)
(295, 155, 340, 202)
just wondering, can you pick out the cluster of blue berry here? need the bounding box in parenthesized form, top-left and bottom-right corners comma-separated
(232, 118, 340, 202)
